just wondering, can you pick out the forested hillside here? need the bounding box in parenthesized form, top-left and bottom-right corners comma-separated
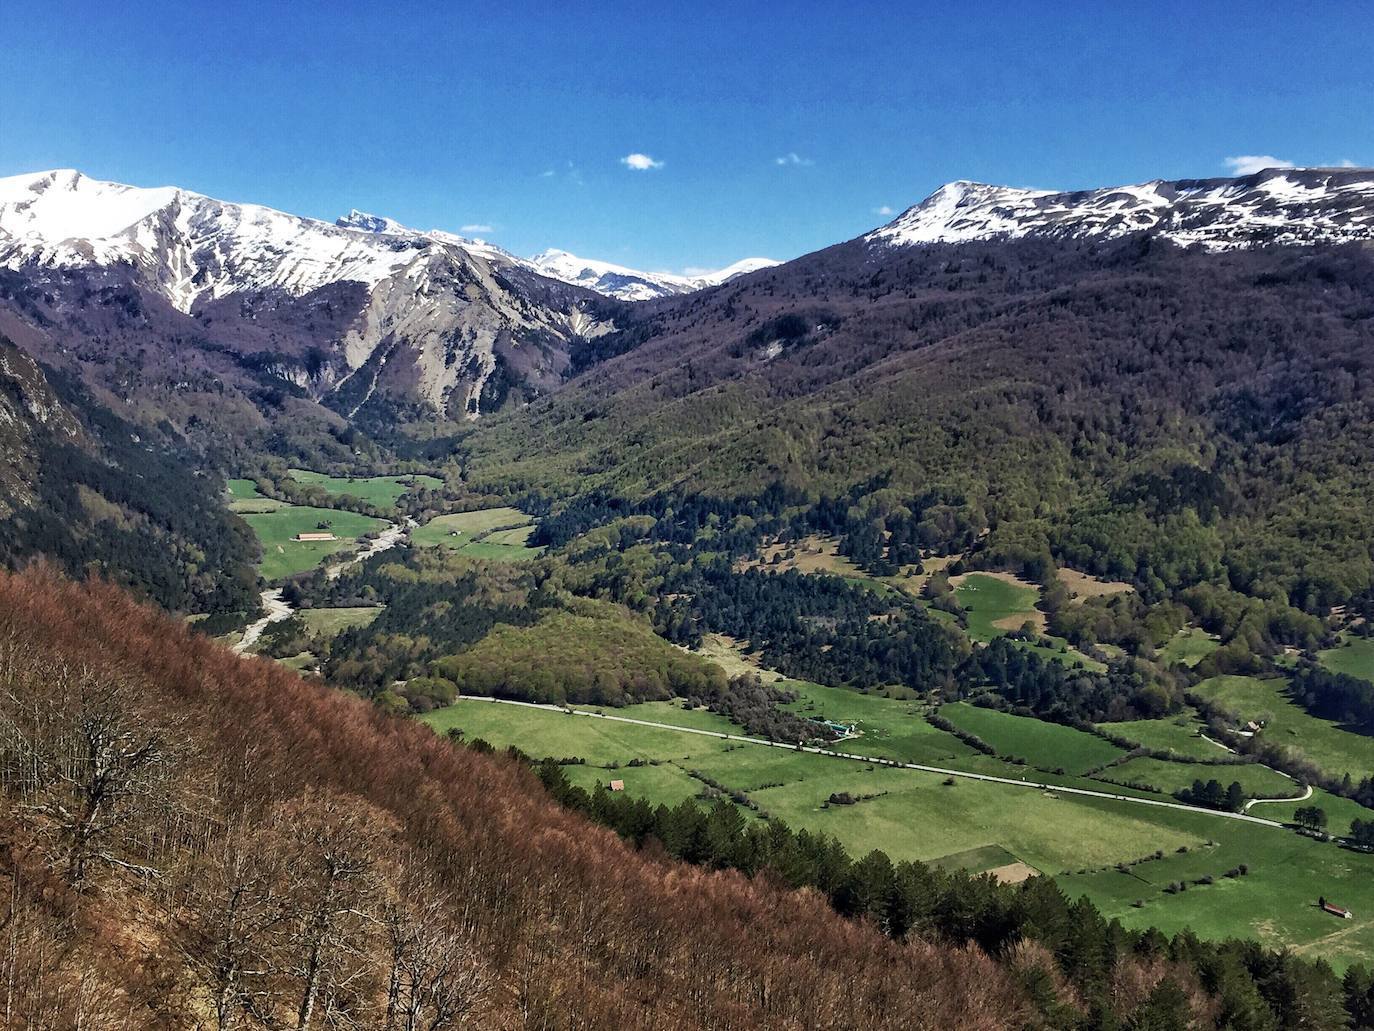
(0, 335, 258, 614)
(460, 240, 1374, 612)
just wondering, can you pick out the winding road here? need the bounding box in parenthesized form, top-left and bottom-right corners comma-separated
(461, 696, 1289, 829)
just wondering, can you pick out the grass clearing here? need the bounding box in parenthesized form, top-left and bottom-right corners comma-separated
(226, 478, 289, 513)
(241, 505, 386, 580)
(411, 508, 541, 561)
(1319, 633, 1374, 684)
(1098, 709, 1226, 760)
(952, 572, 1043, 640)
(286, 468, 441, 508)
(1158, 627, 1220, 668)
(1192, 675, 1374, 782)
(298, 606, 382, 638)
(940, 702, 1125, 774)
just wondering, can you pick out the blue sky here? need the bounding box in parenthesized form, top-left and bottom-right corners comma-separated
(2, 1, 1371, 271)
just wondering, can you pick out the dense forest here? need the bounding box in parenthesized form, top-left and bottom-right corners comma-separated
(460, 241, 1374, 618)
(0, 337, 259, 615)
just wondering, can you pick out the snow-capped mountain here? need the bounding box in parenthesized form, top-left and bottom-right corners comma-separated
(0, 169, 613, 419)
(868, 167, 1374, 250)
(526, 250, 779, 302)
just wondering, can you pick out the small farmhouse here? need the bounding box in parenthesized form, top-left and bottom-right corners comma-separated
(293, 532, 337, 542)
(609, 780, 625, 792)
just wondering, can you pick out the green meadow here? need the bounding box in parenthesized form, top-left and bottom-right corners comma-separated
(1192, 675, 1374, 782)
(226, 478, 288, 513)
(954, 573, 1040, 642)
(939, 701, 1124, 774)
(286, 468, 442, 508)
(1102, 755, 1297, 799)
(411, 507, 543, 561)
(299, 606, 382, 637)
(953, 573, 1104, 671)
(1157, 627, 1220, 668)
(1319, 632, 1374, 683)
(241, 505, 387, 579)
(1098, 709, 1225, 759)
(419, 695, 1374, 968)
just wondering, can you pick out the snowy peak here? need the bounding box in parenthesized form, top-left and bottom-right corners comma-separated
(869, 167, 1374, 250)
(335, 209, 412, 235)
(527, 249, 779, 301)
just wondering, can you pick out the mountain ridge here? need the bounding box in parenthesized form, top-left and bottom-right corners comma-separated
(868, 166, 1374, 249)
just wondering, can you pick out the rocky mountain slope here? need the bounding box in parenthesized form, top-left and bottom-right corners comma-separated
(869, 166, 1374, 249)
(0, 169, 620, 423)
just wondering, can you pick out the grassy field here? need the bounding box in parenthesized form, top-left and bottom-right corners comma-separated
(299, 606, 382, 637)
(226, 479, 288, 513)
(1057, 817, 1374, 970)
(1101, 755, 1298, 799)
(951, 573, 1104, 671)
(419, 696, 1374, 968)
(411, 508, 542, 561)
(953, 573, 1042, 641)
(940, 702, 1125, 774)
(286, 469, 441, 507)
(1193, 675, 1374, 782)
(784, 682, 981, 766)
(1098, 709, 1229, 760)
(1319, 633, 1374, 683)
(241, 506, 386, 580)
(1157, 627, 1220, 668)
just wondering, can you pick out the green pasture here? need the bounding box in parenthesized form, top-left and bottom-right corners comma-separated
(241, 505, 386, 580)
(1157, 627, 1220, 668)
(1319, 632, 1374, 683)
(939, 702, 1125, 774)
(954, 574, 1039, 642)
(411, 508, 541, 561)
(419, 695, 1374, 967)
(1100, 755, 1298, 799)
(1097, 709, 1226, 759)
(298, 606, 382, 637)
(286, 468, 441, 507)
(1193, 675, 1374, 782)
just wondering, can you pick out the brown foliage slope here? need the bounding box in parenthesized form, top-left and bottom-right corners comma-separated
(0, 566, 1030, 1030)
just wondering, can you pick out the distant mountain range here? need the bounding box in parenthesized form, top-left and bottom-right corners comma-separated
(0, 162, 1372, 615)
(868, 167, 1374, 249)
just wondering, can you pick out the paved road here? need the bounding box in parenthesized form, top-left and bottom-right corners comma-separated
(462, 696, 1287, 829)
(1246, 782, 1313, 811)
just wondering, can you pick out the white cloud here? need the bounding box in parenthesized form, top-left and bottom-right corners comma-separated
(1336, 158, 1359, 168)
(460, 223, 493, 234)
(539, 169, 556, 178)
(1223, 154, 1295, 175)
(775, 152, 814, 167)
(621, 152, 664, 171)
(873, 205, 894, 216)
